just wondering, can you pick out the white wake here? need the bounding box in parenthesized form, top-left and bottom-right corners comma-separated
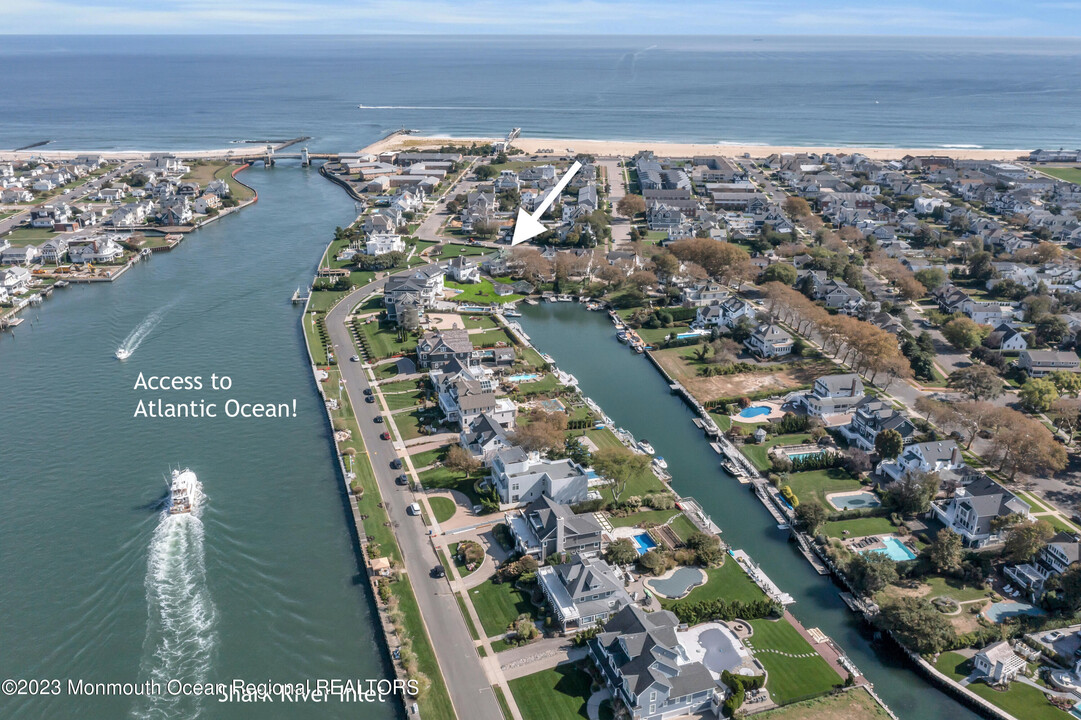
(118, 307, 169, 358)
(131, 480, 216, 720)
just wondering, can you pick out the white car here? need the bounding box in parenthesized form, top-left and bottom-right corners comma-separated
(407, 502, 421, 516)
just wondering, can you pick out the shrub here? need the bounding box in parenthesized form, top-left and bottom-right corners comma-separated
(781, 485, 799, 507)
(637, 548, 672, 576)
(458, 540, 485, 566)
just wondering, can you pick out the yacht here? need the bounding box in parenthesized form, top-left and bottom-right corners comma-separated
(502, 309, 522, 318)
(637, 439, 656, 455)
(115, 347, 131, 360)
(168, 468, 196, 514)
(653, 456, 668, 470)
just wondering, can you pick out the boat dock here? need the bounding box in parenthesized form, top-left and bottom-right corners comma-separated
(731, 549, 795, 605)
(291, 286, 311, 304)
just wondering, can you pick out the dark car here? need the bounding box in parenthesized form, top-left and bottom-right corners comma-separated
(430, 565, 446, 579)
(365, 395, 375, 403)
(374, 416, 384, 424)
(380, 431, 391, 441)
(395, 474, 409, 486)
(363, 388, 372, 396)
(390, 458, 402, 470)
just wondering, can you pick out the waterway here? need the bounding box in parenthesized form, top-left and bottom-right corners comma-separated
(518, 303, 981, 720)
(0, 163, 395, 720)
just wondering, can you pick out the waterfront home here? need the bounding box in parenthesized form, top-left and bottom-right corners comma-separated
(744, 323, 793, 358)
(1, 244, 40, 266)
(447, 255, 481, 283)
(364, 233, 405, 256)
(193, 194, 221, 214)
(460, 413, 511, 461)
(417, 329, 474, 369)
(489, 446, 590, 505)
(158, 200, 193, 226)
(693, 297, 753, 330)
(505, 495, 603, 560)
(1, 266, 31, 294)
(38, 237, 69, 264)
(796, 373, 865, 417)
(983, 323, 1028, 352)
(878, 440, 965, 483)
(432, 364, 514, 428)
(1006, 531, 1081, 600)
(840, 397, 917, 452)
(930, 475, 1030, 548)
(206, 178, 230, 197)
(537, 554, 632, 631)
(1019, 349, 1080, 378)
(973, 641, 1026, 685)
(681, 281, 728, 308)
(68, 236, 124, 264)
(362, 208, 403, 235)
(587, 605, 721, 720)
(384, 266, 445, 325)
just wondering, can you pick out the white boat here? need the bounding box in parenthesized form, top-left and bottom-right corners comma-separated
(503, 309, 522, 318)
(653, 456, 668, 470)
(115, 348, 131, 360)
(638, 440, 656, 455)
(168, 468, 196, 514)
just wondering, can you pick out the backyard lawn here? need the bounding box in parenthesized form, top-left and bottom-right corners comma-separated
(747, 618, 843, 705)
(660, 561, 766, 609)
(429, 496, 457, 524)
(417, 466, 487, 509)
(468, 579, 537, 638)
(508, 665, 592, 720)
(471, 327, 514, 347)
(462, 314, 500, 330)
(741, 433, 814, 472)
(358, 320, 416, 359)
(785, 468, 863, 509)
(608, 509, 685, 529)
(935, 652, 1068, 720)
(752, 688, 891, 720)
(447, 279, 522, 304)
(820, 516, 897, 540)
(437, 243, 490, 259)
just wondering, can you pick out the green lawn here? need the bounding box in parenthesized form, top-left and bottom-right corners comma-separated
(417, 466, 486, 508)
(1041, 167, 1081, 185)
(668, 513, 700, 542)
(751, 689, 892, 720)
(820, 516, 897, 540)
(383, 385, 426, 410)
(307, 289, 348, 313)
(429, 496, 457, 524)
(462, 314, 500, 330)
(741, 433, 814, 472)
(574, 427, 623, 450)
(470, 327, 514, 347)
(508, 665, 592, 720)
(920, 575, 993, 603)
(514, 373, 562, 396)
(660, 561, 766, 609)
(520, 345, 548, 369)
(608, 509, 685, 529)
(935, 652, 1069, 720)
(393, 408, 436, 441)
(447, 279, 522, 304)
(409, 446, 448, 468)
(438, 243, 491, 259)
(358, 320, 417, 359)
(747, 618, 843, 705)
(389, 577, 457, 720)
(454, 592, 481, 641)
(2, 226, 56, 246)
(468, 579, 536, 638)
(494, 685, 514, 720)
(785, 468, 863, 509)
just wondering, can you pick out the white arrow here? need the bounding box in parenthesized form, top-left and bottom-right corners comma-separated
(510, 160, 582, 246)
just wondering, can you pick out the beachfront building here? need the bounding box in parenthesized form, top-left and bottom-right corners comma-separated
(930, 475, 1031, 548)
(840, 397, 917, 452)
(505, 495, 603, 560)
(537, 554, 632, 631)
(795, 373, 865, 417)
(489, 447, 590, 505)
(587, 605, 721, 720)
(364, 233, 405, 256)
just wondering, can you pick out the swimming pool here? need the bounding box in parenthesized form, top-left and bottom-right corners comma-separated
(738, 405, 772, 419)
(861, 536, 916, 562)
(632, 532, 658, 555)
(828, 491, 882, 511)
(506, 373, 539, 382)
(788, 451, 824, 462)
(984, 601, 1045, 623)
(647, 567, 705, 598)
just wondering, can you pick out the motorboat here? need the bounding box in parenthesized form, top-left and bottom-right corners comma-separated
(653, 456, 668, 470)
(637, 440, 656, 455)
(115, 347, 131, 360)
(168, 468, 196, 514)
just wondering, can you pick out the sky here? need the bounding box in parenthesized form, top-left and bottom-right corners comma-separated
(2, 0, 1080, 36)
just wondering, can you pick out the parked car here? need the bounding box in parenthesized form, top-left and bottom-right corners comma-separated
(380, 431, 391, 441)
(350, 355, 360, 362)
(390, 458, 402, 469)
(395, 474, 409, 486)
(374, 416, 384, 424)
(407, 502, 421, 516)
(430, 565, 445, 578)
(365, 396, 375, 403)
(363, 388, 372, 396)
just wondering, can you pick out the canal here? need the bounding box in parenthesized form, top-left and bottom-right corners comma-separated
(0, 164, 395, 720)
(518, 303, 981, 720)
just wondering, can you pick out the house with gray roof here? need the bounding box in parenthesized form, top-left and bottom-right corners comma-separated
(1019, 349, 1080, 378)
(537, 554, 632, 631)
(1006, 531, 1081, 600)
(840, 397, 917, 451)
(416, 329, 474, 369)
(489, 447, 590, 505)
(930, 475, 1031, 547)
(459, 413, 511, 461)
(744, 323, 792, 358)
(587, 605, 722, 720)
(878, 440, 966, 483)
(505, 495, 603, 560)
(797, 373, 864, 417)
(384, 266, 445, 326)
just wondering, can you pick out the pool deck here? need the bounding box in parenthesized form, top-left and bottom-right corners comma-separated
(729, 401, 785, 424)
(826, 489, 882, 512)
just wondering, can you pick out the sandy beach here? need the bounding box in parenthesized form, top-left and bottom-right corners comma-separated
(363, 133, 1029, 162)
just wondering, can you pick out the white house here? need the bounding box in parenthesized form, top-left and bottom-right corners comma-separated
(878, 440, 965, 483)
(1019, 350, 1080, 378)
(1, 266, 32, 294)
(744, 323, 793, 358)
(364, 233, 406, 256)
(447, 255, 481, 283)
(797, 374, 865, 417)
(973, 641, 1026, 684)
(489, 446, 590, 505)
(68, 236, 124, 264)
(930, 475, 1030, 547)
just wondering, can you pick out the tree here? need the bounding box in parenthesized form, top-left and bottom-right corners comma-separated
(784, 196, 811, 218)
(1052, 397, 1081, 435)
(669, 238, 749, 281)
(617, 194, 646, 217)
(1003, 519, 1054, 563)
(795, 501, 827, 534)
(1035, 315, 1070, 346)
(947, 364, 1003, 402)
(591, 446, 651, 502)
(883, 471, 940, 516)
(759, 262, 798, 286)
(876, 597, 955, 654)
(928, 529, 963, 574)
(626, 269, 657, 290)
(651, 251, 680, 281)
(1019, 378, 1060, 414)
(847, 552, 899, 596)
(1057, 564, 1081, 611)
(914, 267, 947, 292)
(941, 317, 989, 351)
(984, 406, 1068, 479)
(967, 251, 994, 281)
(874, 428, 904, 460)
(445, 444, 481, 474)
(510, 246, 552, 283)
(509, 410, 568, 452)
(605, 538, 638, 566)
(514, 614, 539, 641)
(1050, 370, 1081, 398)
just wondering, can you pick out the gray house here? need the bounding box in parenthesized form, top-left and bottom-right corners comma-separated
(505, 496, 603, 560)
(537, 554, 632, 631)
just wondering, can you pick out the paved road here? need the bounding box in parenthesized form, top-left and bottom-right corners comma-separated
(325, 263, 503, 720)
(0, 162, 133, 236)
(598, 158, 631, 249)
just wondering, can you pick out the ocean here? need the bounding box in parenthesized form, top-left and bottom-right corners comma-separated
(0, 35, 1080, 151)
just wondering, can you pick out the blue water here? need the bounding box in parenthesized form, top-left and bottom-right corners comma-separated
(788, 451, 823, 462)
(649, 567, 704, 598)
(738, 405, 772, 419)
(829, 491, 882, 511)
(506, 373, 540, 382)
(632, 532, 658, 555)
(1, 36, 1080, 151)
(984, 601, 1046, 623)
(676, 332, 700, 340)
(862, 537, 917, 562)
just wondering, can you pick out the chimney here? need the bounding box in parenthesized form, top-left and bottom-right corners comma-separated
(951, 446, 960, 466)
